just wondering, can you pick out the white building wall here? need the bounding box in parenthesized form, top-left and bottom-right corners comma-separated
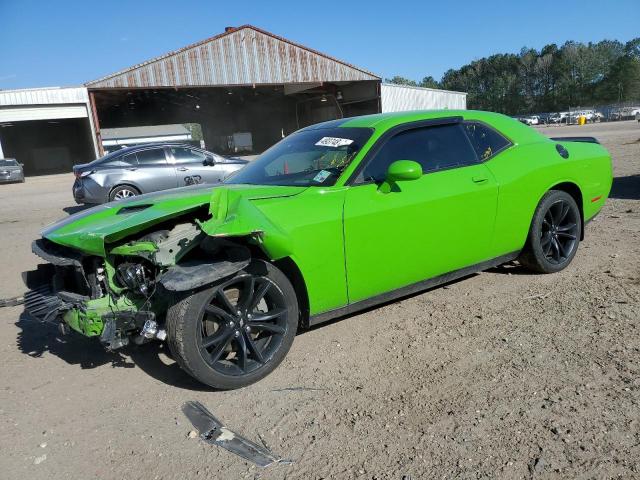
(0, 86, 99, 158)
(0, 105, 89, 122)
(0, 86, 90, 106)
(381, 83, 467, 112)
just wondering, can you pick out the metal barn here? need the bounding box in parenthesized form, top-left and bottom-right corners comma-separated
(85, 25, 382, 156)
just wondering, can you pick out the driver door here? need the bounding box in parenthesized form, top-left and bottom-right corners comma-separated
(343, 121, 499, 303)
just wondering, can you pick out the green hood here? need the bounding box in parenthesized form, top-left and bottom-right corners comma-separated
(43, 184, 306, 256)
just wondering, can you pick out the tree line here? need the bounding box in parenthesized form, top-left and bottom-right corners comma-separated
(386, 38, 640, 115)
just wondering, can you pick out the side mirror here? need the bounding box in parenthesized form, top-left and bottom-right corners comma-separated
(203, 155, 216, 166)
(379, 160, 422, 193)
(386, 160, 422, 182)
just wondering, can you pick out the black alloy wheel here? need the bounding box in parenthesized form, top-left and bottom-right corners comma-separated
(519, 190, 582, 274)
(540, 198, 579, 264)
(198, 274, 288, 376)
(167, 260, 298, 389)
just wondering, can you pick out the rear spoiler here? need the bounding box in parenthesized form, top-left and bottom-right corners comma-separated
(550, 136, 600, 144)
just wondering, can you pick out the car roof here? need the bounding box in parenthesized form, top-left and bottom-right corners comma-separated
(306, 109, 545, 144)
(336, 109, 504, 128)
(111, 142, 204, 155)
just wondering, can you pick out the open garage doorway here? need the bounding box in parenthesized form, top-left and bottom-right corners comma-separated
(91, 82, 379, 157)
(0, 118, 96, 176)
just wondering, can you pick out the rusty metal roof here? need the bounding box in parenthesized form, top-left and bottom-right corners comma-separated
(86, 25, 380, 89)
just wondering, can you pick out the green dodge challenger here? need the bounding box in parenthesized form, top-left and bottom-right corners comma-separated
(24, 110, 612, 389)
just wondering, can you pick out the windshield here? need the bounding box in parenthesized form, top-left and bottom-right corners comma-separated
(225, 127, 373, 187)
(0, 159, 18, 167)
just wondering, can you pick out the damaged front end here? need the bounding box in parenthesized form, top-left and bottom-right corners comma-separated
(25, 220, 252, 351)
(25, 237, 161, 349)
(23, 184, 302, 352)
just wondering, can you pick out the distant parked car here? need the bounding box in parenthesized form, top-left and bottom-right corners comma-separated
(548, 113, 562, 124)
(537, 113, 552, 125)
(72, 143, 248, 204)
(0, 158, 25, 184)
(517, 115, 540, 126)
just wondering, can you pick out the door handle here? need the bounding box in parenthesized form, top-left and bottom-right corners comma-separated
(472, 176, 488, 184)
(177, 167, 188, 171)
(126, 167, 138, 171)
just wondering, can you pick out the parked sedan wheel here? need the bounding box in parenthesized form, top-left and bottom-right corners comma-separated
(520, 190, 582, 273)
(166, 260, 298, 389)
(110, 185, 140, 201)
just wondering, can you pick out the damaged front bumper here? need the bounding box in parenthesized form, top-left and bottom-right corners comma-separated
(24, 239, 154, 349)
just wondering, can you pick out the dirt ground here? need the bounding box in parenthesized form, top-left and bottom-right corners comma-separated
(0, 120, 638, 480)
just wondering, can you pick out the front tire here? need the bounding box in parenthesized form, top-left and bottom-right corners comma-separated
(166, 260, 298, 389)
(519, 190, 582, 273)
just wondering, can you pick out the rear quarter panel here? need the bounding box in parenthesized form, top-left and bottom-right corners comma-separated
(560, 141, 613, 221)
(485, 139, 612, 257)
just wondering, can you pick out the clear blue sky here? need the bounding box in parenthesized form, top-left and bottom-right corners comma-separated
(1, 0, 638, 90)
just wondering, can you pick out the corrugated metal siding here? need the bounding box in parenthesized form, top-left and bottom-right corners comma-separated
(86, 26, 380, 88)
(0, 105, 88, 122)
(0, 87, 89, 106)
(381, 84, 467, 112)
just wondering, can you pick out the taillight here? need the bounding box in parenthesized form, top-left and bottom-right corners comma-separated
(75, 170, 95, 179)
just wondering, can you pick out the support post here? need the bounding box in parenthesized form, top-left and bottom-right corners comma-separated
(88, 90, 104, 157)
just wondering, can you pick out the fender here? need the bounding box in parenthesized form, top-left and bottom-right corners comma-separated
(199, 187, 294, 260)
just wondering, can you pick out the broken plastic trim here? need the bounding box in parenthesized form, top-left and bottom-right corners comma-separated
(159, 258, 250, 291)
(159, 240, 252, 291)
(182, 401, 286, 468)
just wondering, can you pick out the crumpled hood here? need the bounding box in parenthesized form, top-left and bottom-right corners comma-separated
(42, 183, 307, 256)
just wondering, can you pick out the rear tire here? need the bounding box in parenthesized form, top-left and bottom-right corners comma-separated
(109, 185, 140, 201)
(519, 190, 582, 273)
(166, 260, 298, 390)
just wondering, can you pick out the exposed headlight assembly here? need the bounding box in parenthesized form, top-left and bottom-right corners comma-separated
(116, 262, 153, 296)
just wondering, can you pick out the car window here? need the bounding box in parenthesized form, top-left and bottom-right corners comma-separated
(360, 123, 478, 182)
(135, 148, 167, 166)
(0, 159, 18, 167)
(225, 127, 373, 187)
(463, 122, 511, 161)
(103, 152, 137, 167)
(170, 147, 207, 164)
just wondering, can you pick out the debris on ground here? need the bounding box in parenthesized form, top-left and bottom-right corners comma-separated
(271, 386, 326, 392)
(0, 295, 24, 307)
(182, 401, 289, 468)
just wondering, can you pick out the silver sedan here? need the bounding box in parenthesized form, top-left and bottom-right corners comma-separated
(72, 143, 248, 204)
(0, 158, 25, 184)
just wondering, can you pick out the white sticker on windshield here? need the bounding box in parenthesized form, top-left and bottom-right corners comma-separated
(315, 137, 354, 148)
(313, 170, 332, 183)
